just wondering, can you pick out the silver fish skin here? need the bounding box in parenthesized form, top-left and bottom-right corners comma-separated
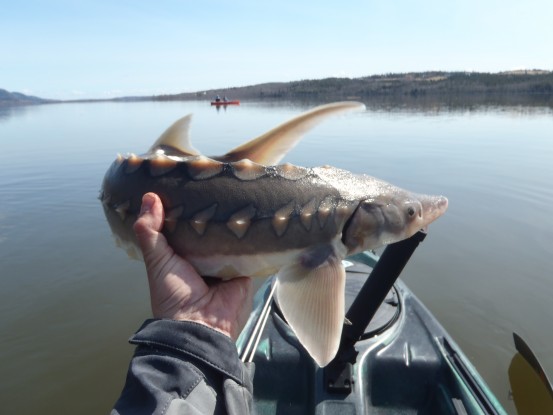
(100, 102, 448, 367)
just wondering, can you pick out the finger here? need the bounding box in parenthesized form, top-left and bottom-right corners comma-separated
(133, 193, 169, 257)
(236, 276, 254, 317)
(233, 276, 254, 304)
(133, 192, 207, 303)
(219, 277, 254, 338)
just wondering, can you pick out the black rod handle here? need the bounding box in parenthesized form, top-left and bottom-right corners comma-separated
(342, 230, 427, 349)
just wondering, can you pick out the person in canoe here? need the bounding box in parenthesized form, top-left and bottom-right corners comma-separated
(214, 95, 221, 103)
(111, 193, 255, 415)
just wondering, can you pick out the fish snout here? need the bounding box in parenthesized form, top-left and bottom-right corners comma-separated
(420, 195, 448, 226)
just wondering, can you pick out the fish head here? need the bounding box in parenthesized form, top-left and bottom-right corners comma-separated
(343, 190, 448, 253)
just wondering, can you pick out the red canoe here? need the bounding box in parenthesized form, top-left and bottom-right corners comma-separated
(211, 100, 240, 106)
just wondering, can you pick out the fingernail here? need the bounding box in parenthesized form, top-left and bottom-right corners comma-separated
(140, 193, 155, 216)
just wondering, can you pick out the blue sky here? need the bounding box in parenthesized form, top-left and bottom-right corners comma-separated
(2, 0, 552, 100)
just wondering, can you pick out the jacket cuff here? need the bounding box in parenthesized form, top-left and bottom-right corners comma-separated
(129, 319, 247, 386)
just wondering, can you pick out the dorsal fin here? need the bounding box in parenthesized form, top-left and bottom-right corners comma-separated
(148, 114, 200, 157)
(215, 101, 365, 165)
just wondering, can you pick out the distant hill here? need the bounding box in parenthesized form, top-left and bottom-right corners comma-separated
(2, 70, 552, 107)
(0, 89, 54, 106)
(152, 70, 553, 102)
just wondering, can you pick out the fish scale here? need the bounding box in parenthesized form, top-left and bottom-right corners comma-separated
(101, 102, 448, 367)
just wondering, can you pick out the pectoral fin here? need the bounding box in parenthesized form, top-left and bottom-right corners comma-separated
(148, 114, 200, 157)
(217, 101, 365, 165)
(275, 252, 346, 367)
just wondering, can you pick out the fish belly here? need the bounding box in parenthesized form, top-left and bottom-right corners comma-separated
(187, 250, 304, 279)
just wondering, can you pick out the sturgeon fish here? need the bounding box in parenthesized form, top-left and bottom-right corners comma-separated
(100, 102, 448, 367)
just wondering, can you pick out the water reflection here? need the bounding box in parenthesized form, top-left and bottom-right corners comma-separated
(228, 93, 553, 115)
(361, 93, 553, 114)
(0, 104, 33, 121)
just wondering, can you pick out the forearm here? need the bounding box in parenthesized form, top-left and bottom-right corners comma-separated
(111, 319, 254, 415)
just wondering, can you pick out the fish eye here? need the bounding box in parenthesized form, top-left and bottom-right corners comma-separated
(407, 206, 415, 217)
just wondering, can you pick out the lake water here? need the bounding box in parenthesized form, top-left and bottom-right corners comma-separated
(1, 99, 552, 414)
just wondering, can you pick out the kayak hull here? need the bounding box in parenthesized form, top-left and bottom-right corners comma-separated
(211, 100, 240, 106)
(236, 251, 507, 415)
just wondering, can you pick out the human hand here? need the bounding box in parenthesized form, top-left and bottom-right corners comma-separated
(133, 193, 253, 340)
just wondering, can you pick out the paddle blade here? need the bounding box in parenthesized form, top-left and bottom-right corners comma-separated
(508, 332, 553, 414)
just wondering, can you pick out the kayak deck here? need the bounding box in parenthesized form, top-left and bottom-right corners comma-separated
(237, 251, 507, 415)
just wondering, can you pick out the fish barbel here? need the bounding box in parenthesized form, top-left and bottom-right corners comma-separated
(100, 102, 448, 366)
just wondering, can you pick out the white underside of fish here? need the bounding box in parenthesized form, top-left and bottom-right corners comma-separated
(188, 250, 299, 279)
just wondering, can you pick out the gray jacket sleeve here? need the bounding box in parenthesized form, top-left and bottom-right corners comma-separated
(111, 319, 254, 415)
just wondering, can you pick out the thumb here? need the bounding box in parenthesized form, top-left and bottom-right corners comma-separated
(133, 193, 169, 258)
